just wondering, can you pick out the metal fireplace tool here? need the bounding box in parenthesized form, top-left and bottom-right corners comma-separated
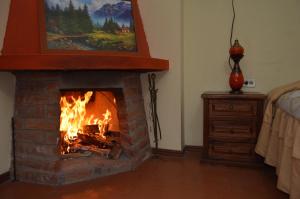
(148, 73, 162, 153)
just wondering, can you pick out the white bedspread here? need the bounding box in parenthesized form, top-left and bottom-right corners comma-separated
(277, 90, 300, 119)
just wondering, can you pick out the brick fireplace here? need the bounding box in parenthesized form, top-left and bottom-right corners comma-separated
(14, 71, 151, 185)
(0, 0, 169, 185)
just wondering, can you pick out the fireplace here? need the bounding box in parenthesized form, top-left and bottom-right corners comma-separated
(14, 71, 151, 185)
(0, 0, 169, 185)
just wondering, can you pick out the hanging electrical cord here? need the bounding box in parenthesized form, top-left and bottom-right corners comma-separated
(228, 0, 236, 70)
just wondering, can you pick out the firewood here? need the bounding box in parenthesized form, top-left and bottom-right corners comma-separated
(61, 151, 92, 159)
(104, 130, 120, 138)
(60, 131, 68, 152)
(89, 146, 111, 157)
(68, 144, 83, 153)
(60, 130, 122, 159)
(78, 145, 91, 151)
(77, 133, 111, 147)
(83, 125, 99, 135)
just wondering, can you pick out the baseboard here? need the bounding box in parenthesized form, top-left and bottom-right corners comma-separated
(152, 148, 184, 157)
(152, 145, 203, 157)
(184, 145, 203, 153)
(0, 171, 10, 184)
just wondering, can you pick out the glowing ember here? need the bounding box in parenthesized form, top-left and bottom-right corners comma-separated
(60, 91, 112, 153)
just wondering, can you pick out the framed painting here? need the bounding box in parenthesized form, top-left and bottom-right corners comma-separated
(40, 0, 138, 53)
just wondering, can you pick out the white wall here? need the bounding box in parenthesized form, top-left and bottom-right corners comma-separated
(183, 0, 300, 146)
(139, 0, 183, 150)
(0, 0, 15, 175)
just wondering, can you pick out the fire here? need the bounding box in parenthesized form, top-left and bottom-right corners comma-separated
(60, 91, 112, 145)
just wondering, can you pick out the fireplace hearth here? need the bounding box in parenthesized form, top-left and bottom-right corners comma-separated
(13, 71, 151, 185)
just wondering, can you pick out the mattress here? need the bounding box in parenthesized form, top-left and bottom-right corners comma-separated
(277, 90, 300, 119)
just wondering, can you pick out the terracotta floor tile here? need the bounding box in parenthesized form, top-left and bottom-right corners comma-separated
(0, 152, 288, 199)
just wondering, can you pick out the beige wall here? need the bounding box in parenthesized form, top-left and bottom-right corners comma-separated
(2, 0, 299, 157)
(183, 0, 300, 146)
(139, 0, 183, 150)
(0, 0, 10, 50)
(0, 0, 184, 163)
(0, 73, 15, 175)
(0, 0, 15, 175)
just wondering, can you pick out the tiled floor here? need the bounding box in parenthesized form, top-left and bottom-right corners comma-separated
(0, 152, 288, 199)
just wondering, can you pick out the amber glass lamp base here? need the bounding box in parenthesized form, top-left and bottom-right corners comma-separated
(229, 40, 245, 94)
(229, 63, 244, 94)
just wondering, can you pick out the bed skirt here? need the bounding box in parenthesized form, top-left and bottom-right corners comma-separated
(256, 108, 300, 199)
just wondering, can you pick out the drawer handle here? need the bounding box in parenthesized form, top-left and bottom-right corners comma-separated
(229, 104, 234, 110)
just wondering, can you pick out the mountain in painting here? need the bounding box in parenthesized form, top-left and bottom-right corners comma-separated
(93, 2, 133, 24)
(116, 9, 132, 21)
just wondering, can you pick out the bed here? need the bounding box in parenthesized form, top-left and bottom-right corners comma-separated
(255, 81, 300, 199)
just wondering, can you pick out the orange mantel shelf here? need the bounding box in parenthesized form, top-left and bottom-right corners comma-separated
(0, 0, 169, 71)
(0, 54, 169, 71)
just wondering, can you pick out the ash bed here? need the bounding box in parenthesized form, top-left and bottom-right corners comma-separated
(255, 81, 300, 199)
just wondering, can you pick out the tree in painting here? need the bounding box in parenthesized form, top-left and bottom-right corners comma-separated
(45, 0, 136, 51)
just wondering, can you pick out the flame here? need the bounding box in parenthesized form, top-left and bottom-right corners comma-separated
(60, 91, 112, 147)
(98, 110, 112, 138)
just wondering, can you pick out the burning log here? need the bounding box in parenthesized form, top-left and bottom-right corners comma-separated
(60, 129, 122, 159)
(60, 131, 68, 153)
(104, 130, 120, 137)
(83, 125, 99, 135)
(61, 151, 92, 159)
(77, 133, 113, 148)
(64, 145, 111, 158)
(83, 124, 114, 137)
(72, 145, 111, 158)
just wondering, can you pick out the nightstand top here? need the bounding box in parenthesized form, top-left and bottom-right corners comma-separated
(202, 91, 266, 100)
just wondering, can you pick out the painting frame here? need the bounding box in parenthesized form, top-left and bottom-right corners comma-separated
(38, 0, 147, 56)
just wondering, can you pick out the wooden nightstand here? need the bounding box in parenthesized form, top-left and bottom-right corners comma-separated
(201, 92, 266, 166)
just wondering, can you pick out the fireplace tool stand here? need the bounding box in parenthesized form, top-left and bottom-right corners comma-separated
(148, 74, 162, 156)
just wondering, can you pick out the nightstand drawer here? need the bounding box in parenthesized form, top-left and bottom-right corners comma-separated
(209, 119, 257, 141)
(208, 142, 255, 162)
(209, 100, 257, 117)
(202, 92, 266, 165)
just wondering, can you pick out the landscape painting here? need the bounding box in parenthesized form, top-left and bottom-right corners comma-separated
(44, 0, 137, 52)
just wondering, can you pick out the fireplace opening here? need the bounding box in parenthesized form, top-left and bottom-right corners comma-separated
(59, 90, 122, 160)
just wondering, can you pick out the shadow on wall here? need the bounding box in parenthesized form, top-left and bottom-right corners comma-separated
(0, 72, 15, 174)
